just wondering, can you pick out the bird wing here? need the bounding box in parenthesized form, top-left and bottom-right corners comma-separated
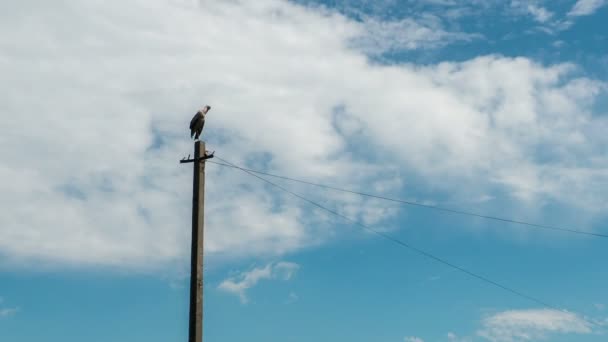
(190, 112, 201, 130)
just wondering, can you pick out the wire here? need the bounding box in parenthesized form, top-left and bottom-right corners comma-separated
(207, 160, 608, 239)
(213, 157, 546, 302)
(212, 156, 602, 327)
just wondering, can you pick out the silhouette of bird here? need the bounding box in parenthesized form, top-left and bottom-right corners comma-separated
(190, 105, 210, 140)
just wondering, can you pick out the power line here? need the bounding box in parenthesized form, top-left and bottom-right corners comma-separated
(211, 156, 601, 328)
(207, 160, 608, 239)
(213, 157, 555, 306)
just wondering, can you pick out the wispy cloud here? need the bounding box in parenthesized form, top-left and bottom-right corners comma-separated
(568, 0, 607, 17)
(527, 5, 553, 23)
(511, 1, 554, 23)
(404, 337, 424, 342)
(352, 15, 480, 54)
(218, 262, 299, 303)
(0, 307, 19, 318)
(476, 309, 592, 342)
(284, 291, 299, 304)
(447, 332, 472, 342)
(0, 297, 19, 319)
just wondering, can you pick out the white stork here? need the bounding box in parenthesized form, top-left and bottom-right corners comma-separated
(190, 105, 211, 140)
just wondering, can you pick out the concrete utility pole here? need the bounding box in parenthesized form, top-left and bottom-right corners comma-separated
(181, 140, 211, 342)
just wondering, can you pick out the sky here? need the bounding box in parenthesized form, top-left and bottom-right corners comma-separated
(1, 0, 608, 341)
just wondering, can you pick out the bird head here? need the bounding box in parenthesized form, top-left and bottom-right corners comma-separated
(203, 105, 211, 113)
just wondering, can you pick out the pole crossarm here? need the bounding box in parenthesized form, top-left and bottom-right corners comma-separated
(180, 151, 215, 164)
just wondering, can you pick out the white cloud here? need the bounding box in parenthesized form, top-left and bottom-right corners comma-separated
(218, 261, 299, 303)
(504, 1, 608, 34)
(477, 309, 592, 342)
(404, 337, 424, 342)
(447, 332, 472, 342)
(0, 307, 19, 318)
(352, 15, 479, 54)
(0, 0, 607, 271)
(511, 1, 554, 23)
(527, 5, 553, 23)
(568, 0, 607, 16)
(0, 297, 19, 319)
(285, 291, 299, 304)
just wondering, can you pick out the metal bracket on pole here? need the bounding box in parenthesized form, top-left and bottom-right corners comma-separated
(180, 151, 215, 164)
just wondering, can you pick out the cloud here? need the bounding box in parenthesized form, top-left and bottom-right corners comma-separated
(447, 332, 472, 342)
(284, 291, 299, 304)
(0, 297, 19, 319)
(404, 337, 424, 342)
(0, 0, 400, 269)
(526, 5, 553, 23)
(352, 15, 480, 54)
(476, 309, 593, 342)
(507, 1, 576, 34)
(218, 261, 299, 303)
(510, 1, 553, 23)
(1, 0, 607, 270)
(568, 0, 607, 17)
(0, 307, 19, 318)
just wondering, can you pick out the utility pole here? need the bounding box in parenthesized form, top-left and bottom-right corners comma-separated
(180, 141, 213, 342)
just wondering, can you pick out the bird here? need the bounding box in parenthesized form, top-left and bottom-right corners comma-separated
(190, 105, 210, 140)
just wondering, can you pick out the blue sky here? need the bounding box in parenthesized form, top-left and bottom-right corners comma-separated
(1, 0, 608, 341)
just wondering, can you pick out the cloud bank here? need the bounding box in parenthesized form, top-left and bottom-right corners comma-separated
(1, 0, 607, 270)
